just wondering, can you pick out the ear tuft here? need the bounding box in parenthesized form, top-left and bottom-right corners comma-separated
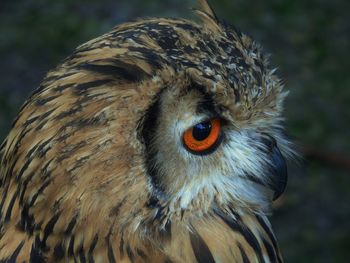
(194, 0, 222, 33)
(196, 0, 218, 20)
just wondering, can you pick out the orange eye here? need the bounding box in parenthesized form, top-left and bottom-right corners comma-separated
(183, 118, 222, 154)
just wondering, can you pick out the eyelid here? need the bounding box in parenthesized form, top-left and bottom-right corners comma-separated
(184, 114, 223, 132)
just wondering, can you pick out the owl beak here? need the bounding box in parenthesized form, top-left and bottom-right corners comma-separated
(263, 137, 288, 201)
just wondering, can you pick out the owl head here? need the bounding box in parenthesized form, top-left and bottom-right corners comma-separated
(1, 0, 293, 237)
(135, 0, 293, 216)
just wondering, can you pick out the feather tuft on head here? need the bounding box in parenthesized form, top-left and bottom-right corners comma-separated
(194, 0, 222, 33)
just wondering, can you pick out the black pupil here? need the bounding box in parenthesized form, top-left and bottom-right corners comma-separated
(192, 121, 212, 141)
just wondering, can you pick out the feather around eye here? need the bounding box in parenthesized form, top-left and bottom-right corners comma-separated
(183, 118, 222, 154)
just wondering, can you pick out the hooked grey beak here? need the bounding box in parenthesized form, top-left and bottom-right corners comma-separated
(263, 136, 288, 200)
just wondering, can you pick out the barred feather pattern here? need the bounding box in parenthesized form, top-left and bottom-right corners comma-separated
(0, 1, 290, 262)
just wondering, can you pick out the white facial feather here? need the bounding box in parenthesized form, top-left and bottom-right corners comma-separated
(169, 128, 273, 212)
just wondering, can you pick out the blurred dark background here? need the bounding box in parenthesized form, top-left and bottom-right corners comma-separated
(0, 0, 349, 262)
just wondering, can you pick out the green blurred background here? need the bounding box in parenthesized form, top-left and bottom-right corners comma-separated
(0, 0, 349, 262)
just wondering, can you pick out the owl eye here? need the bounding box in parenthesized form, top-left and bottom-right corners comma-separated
(183, 118, 222, 154)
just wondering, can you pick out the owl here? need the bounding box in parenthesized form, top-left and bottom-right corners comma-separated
(0, 0, 292, 262)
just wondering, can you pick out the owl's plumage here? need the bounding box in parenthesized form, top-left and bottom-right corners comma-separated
(0, 0, 292, 262)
